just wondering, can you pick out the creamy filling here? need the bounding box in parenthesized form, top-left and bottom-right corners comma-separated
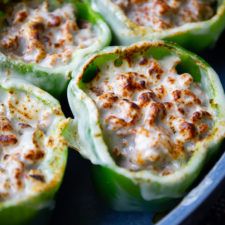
(86, 55, 214, 175)
(112, 0, 216, 30)
(0, 1, 98, 67)
(0, 87, 61, 202)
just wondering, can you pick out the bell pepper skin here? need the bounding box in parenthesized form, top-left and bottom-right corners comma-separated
(0, 0, 111, 97)
(66, 40, 225, 212)
(87, 0, 225, 51)
(0, 78, 68, 224)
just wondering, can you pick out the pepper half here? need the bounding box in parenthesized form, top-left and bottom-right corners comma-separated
(87, 0, 225, 51)
(66, 41, 225, 211)
(0, 78, 68, 224)
(0, 0, 111, 97)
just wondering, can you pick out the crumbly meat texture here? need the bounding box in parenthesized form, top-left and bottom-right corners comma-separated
(87, 55, 214, 175)
(0, 1, 97, 67)
(112, 0, 216, 30)
(0, 87, 63, 202)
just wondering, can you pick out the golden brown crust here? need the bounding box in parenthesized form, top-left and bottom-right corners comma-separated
(113, 0, 216, 30)
(87, 52, 214, 174)
(0, 2, 97, 67)
(0, 88, 66, 202)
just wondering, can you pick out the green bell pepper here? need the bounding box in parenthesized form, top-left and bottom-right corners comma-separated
(66, 40, 225, 211)
(0, 0, 111, 97)
(0, 78, 68, 224)
(87, 0, 225, 51)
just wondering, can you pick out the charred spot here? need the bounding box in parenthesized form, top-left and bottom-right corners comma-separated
(54, 40, 65, 48)
(201, 110, 212, 118)
(77, 19, 89, 29)
(162, 170, 172, 176)
(171, 141, 184, 159)
(179, 121, 197, 140)
(47, 14, 61, 27)
(29, 174, 45, 183)
(117, 72, 147, 94)
(14, 168, 22, 179)
(155, 85, 166, 99)
(9, 90, 14, 95)
(192, 111, 202, 122)
(90, 86, 104, 97)
(198, 123, 209, 134)
(32, 22, 45, 31)
(53, 108, 63, 116)
(122, 75, 134, 91)
(3, 154, 9, 160)
(32, 129, 44, 148)
(139, 58, 148, 65)
(138, 91, 156, 106)
(120, 99, 140, 124)
(139, 80, 146, 88)
(191, 112, 212, 130)
(154, 0, 171, 14)
(14, 10, 28, 23)
(99, 93, 118, 109)
(0, 35, 19, 50)
(8, 101, 32, 120)
(130, 102, 140, 110)
(168, 77, 175, 84)
(124, 54, 133, 67)
(184, 89, 201, 104)
(18, 123, 31, 129)
(164, 102, 173, 110)
(148, 102, 167, 125)
(130, 0, 148, 4)
(47, 137, 54, 147)
(0, 134, 17, 146)
(172, 90, 181, 101)
(148, 61, 164, 77)
(24, 149, 45, 162)
(178, 107, 185, 115)
(0, 117, 13, 131)
(112, 147, 123, 157)
(106, 115, 128, 130)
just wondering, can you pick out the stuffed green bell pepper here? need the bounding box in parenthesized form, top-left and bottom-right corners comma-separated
(0, 78, 68, 224)
(88, 0, 225, 51)
(66, 40, 225, 211)
(0, 0, 111, 97)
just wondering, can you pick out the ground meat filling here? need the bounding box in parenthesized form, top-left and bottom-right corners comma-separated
(0, 88, 57, 202)
(0, 1, 97, 67)
(112, 0, 216, 30)
(87, 55, 214, 175)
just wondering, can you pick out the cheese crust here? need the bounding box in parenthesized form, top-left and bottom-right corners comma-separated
(112, 0, 216, 30)
(0, 84, 65, 202)
(0, 1, 98, 67)
(87, 54, 214, 175)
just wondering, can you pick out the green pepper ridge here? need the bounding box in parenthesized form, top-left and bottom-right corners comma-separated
(0, 78, 68, 224)
(0, 0, 111, 98)
(87, 0, 225, 51)
(66, 40, 225, 212)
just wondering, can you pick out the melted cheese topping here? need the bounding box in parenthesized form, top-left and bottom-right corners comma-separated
(112, 0, 216, 30)
(0, 1, 97, 67)
(87, 55, 214, 175)
(0, 87, 63, 202)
